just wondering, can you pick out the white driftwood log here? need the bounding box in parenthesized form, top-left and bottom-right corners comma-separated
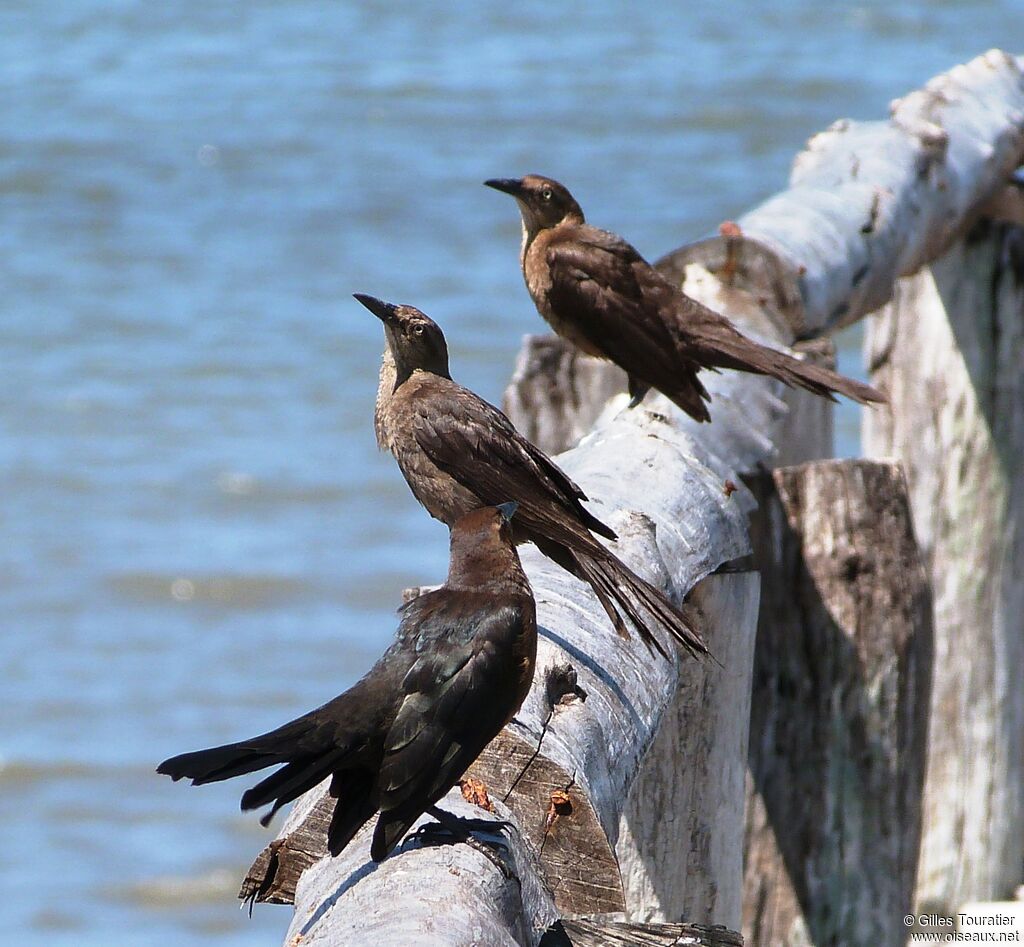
(864, 221, 1024, 914)
(735, 49, 1024, 333)
(233, 51, 1024, 946)
(243, 405, 762, 945)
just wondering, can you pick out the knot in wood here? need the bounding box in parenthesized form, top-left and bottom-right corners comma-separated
(544, 664, 587, 713)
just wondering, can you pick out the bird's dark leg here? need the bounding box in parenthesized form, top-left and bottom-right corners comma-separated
(429, 805, 514, 835)
(413, 805, 515, 878)
(626, 374, 650, 409)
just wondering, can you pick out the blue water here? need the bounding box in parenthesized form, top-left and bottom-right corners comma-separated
(3, 3, 1021, 943)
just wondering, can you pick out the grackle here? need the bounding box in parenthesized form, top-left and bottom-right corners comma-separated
(158, 504, 535, 863)
(356, 293, 704, 660)
(485, 174, 885, 422)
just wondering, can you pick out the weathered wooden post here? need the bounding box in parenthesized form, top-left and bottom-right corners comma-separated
(864, 219, 1024, 916)
(742, 462, 933, 946)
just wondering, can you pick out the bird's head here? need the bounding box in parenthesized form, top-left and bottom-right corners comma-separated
(447, 503, 527, 590)
(353, 294, 451, 383)
(484, 175, 584, 238)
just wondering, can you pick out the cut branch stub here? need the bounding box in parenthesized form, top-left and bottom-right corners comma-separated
(655, 231, 806, 340)
(239, 779, 333, 906)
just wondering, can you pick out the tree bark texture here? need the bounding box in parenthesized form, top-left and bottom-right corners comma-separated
(548, 918, 744, 947)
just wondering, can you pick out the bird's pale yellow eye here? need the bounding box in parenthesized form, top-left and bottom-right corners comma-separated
(412, 324, 426, 336)
(540, 187, 553, 202)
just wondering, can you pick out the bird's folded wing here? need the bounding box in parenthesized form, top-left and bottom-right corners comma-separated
(378, 605, 524, 812)
(409, 394, 615, 543)
(545, 231, 682, 369)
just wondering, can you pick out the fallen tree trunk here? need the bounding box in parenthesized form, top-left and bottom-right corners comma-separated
(235, 51, 1024, 945)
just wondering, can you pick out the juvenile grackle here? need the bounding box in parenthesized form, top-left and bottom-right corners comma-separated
(355, 293, 704, 660)
(485, 174, 885, 422)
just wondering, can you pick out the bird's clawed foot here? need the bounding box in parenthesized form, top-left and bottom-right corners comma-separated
(412, 805, 515, 878)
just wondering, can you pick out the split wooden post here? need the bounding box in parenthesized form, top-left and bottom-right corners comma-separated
(864, 221, 1024, 914)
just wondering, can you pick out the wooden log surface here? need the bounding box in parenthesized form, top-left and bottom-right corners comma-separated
(726, 49, 1024, 334)
(616, 572, 760, 927)
(742, 461, 933, 947)
(864, 220, 1024, 913)
(245, 403, 760, 946)
(548, 918, 744, 947)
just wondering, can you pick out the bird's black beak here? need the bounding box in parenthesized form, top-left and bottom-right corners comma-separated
(484, 178, 526, 198)
(496, 501, 519, 524)
(353, 293, 400, 326)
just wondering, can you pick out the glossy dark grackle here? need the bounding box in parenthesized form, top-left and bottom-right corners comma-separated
(485, 174, 885, 422)
(355, 293, 704, 661)
(157, 504, 536, 863)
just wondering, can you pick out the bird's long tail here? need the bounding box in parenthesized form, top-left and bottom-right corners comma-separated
(697, 333, 885, 406)
(157, 716, 311, 786)
(157, 714, 371, 847)
(573, 547, 707, 661)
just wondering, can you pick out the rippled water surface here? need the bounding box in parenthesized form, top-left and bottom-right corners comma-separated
(3, 2, 1022, 943)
